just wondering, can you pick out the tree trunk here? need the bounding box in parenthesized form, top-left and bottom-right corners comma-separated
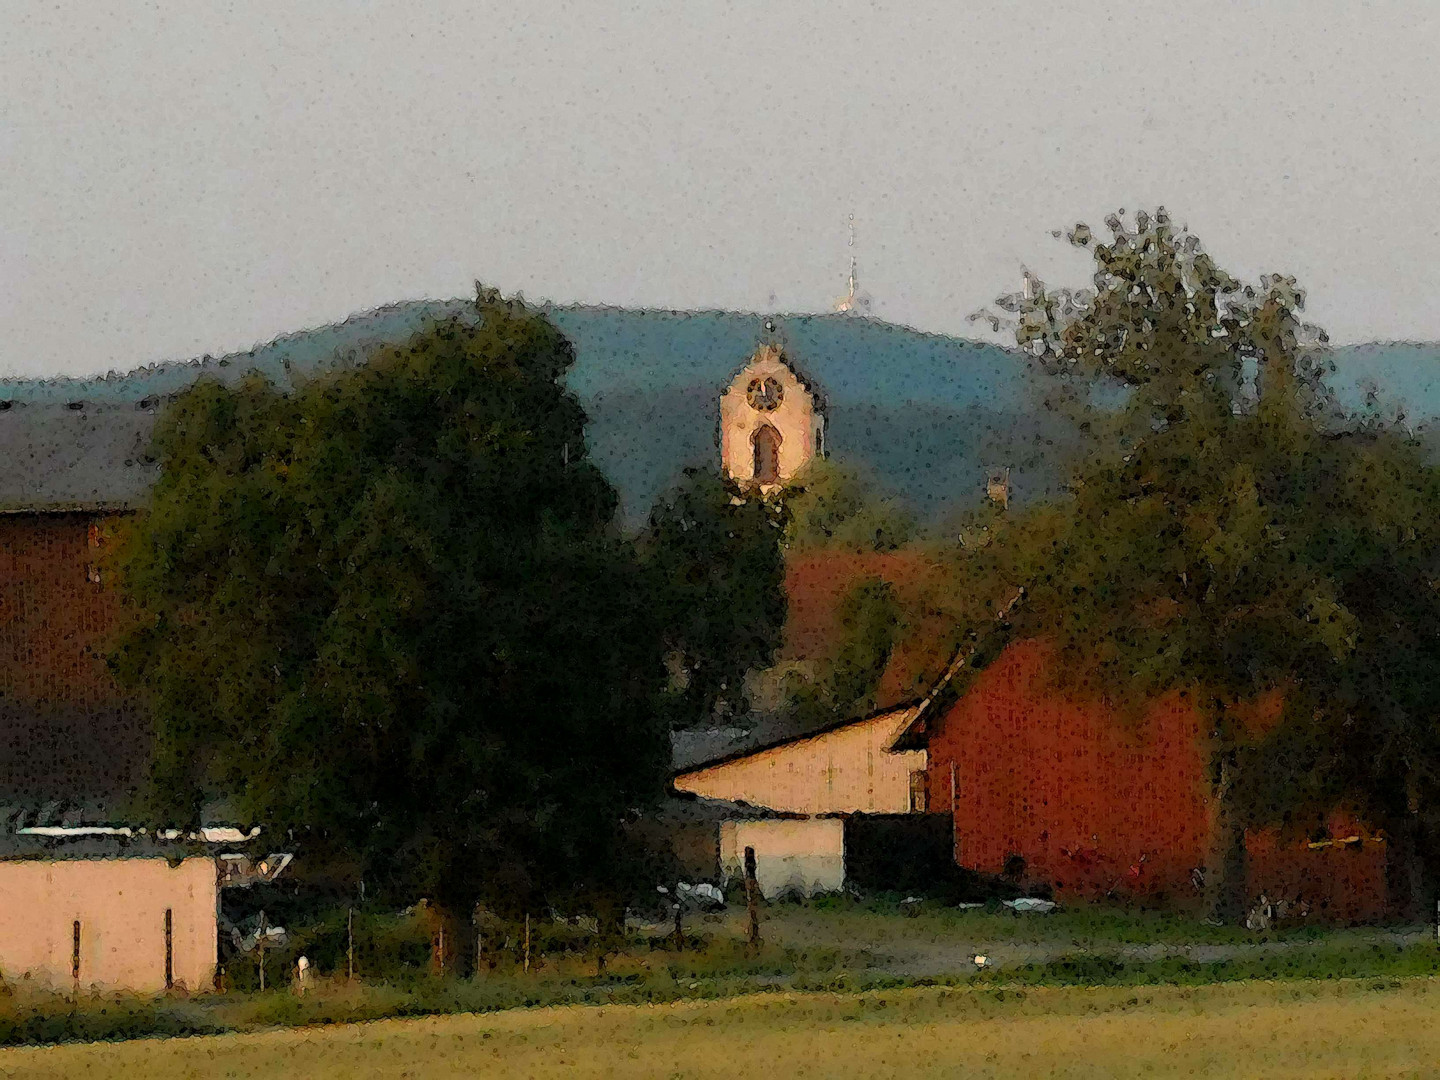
(594, 892, 626, 973)
(1203, 750, 1248, 924)
(1386, 813, 1428, 924)
(429, 903, 479, 979)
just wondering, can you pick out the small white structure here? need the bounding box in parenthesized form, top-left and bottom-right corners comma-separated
(719, 818, 845, 899)
(674, 706, 931, 900)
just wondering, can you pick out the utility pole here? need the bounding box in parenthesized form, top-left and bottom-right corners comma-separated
(71, 920, 80, 1001)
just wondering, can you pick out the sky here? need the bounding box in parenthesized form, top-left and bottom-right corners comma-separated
(3, 0, 1439, 378)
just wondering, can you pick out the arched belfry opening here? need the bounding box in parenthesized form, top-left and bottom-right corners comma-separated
(752, 424, 781, 485)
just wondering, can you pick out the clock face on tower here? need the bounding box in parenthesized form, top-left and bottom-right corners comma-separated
(746, 377, 784, 412)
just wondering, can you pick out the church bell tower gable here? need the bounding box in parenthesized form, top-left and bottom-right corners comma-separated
(719, 342, 824, 494)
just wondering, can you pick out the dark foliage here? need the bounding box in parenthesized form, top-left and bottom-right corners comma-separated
(951, 209, 1440, 920)
(108, 287, 671, 928)
(642, 467, 789, 728)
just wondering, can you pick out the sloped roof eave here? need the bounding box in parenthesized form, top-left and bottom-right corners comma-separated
(671, 699, 924, 778)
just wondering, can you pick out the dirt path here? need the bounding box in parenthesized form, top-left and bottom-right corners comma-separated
(657, 908, 1434, 979)
(866, 927, 1434, 978)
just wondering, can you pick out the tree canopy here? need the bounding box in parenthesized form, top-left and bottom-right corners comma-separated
(781, 457, 915, 552)
(109, 288, 671, 929)
(951, 209, 1440, 919)
(641, 467, 789, 729)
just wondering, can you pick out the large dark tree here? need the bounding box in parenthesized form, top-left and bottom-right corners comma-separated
(952, 209, 1440, 922)
(108, 288, 671, 954)
(1242, 429, 1440, 920)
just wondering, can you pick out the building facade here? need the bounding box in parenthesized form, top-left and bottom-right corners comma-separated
(0, 509, 145, 810)
(672, 706, 930, 899)
(0, 855, 218, 992)
(905, 639, 1389, 922)
(718, 344, 824, 492)
(673, 706, 926, 816)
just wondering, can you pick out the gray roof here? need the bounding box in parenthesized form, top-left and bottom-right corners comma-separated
(670, 700, 922, 776)
(656, 792, 805, 822)
(0, 823, 270, 861)
(0, 402, 161, 511)
(670, 727, 753, 772)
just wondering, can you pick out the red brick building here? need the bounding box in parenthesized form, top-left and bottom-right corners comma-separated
(0, 508, 146, 810)
(782, 554, 1392, 922)
(894, 639, 1389, 922)
(0, 397, 160, 813)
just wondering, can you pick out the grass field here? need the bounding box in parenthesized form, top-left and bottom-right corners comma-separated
(0, 902, 1437, 1052)
(4, 977, 1440, 1078)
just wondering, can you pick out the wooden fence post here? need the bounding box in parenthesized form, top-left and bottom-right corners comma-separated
(164, 908, 173, 990)
(257, 911, 267, 993)
(523, 913, 531, 973)
(744, 846, 761, 953)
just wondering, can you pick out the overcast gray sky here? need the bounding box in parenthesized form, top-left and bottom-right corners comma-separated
(3, 1, 1439, 377)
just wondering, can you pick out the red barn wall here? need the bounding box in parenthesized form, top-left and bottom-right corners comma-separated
(925, 640, 1392, 920)
(1246, 817, 1388, 924)
(0, 511, 147, 807)
(927, 640, 1210, 905)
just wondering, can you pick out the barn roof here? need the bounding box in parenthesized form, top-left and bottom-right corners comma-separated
(656, 791, 809, 822)
(0, 401, 161, 512)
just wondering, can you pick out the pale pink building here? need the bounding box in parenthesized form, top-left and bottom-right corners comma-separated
(0, 855, 218, 993)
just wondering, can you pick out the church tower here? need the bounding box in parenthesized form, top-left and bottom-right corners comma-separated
(719, 328, 825, 494)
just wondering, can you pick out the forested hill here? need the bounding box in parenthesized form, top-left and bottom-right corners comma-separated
(3, 302, 1438, 525)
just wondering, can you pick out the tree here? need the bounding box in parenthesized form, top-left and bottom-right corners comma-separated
(642, 468, 788, 729)
(827, 576, 902, 716)
(108, 287, 671, 957)
(1238, 430, 1440, 919)
(953, 208, 1440, 921)
(782, 457, 914, 552)
(749, 572, 904, 734)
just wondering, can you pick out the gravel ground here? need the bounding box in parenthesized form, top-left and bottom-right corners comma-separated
(639, 905, 1436, 979)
